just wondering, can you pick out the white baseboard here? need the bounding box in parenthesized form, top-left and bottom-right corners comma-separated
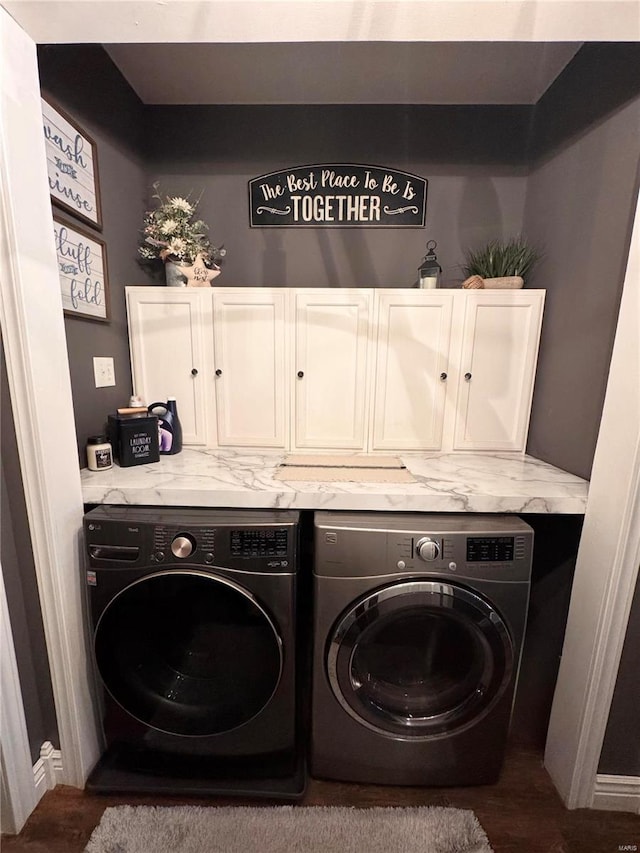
(593, 774, 640, 814)
(32, 742, 63, 801)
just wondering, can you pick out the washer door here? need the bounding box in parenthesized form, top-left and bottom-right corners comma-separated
(94, 570, 283, 737)
(327, 580, 514, 738)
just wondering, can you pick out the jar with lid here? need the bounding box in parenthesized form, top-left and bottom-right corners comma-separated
(86, 435, 113, 471)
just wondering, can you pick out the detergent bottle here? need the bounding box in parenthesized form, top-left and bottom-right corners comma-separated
(148, 397, 183, 455)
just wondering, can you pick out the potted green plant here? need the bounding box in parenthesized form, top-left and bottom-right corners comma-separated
(462, 236, 539, 289)
(139, 183, 226, 287)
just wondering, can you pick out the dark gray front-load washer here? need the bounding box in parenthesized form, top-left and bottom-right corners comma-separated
(311, 512, 533, 786)
(83, 506, 304, 798)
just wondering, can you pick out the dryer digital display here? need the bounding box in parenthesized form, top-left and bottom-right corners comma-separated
(466, 536, 514, 562)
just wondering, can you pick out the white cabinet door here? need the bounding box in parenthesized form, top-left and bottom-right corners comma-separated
(212, 289, 288, 448)
(293, 290, 372, 450)
(453, 290, 545, 451)
(371, 291, 454, 451)
(126, 288, 209, 445)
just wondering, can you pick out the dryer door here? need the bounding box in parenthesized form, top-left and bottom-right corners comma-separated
(327, 580, 514, 738)
(94, 570, 283, 737)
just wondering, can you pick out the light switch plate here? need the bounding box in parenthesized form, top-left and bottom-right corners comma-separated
(93, 357, 116, 388)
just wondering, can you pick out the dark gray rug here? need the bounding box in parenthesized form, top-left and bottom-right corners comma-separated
(84, 805, 493, 852)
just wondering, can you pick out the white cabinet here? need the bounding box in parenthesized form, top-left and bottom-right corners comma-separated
(452, 290, 545, 451)
(212, 288, 288, 448)
(371, 290, 454, 451)
(126, 286, 544, 455)
(292, 290, 372, 450)
(126, 288, 210, 445)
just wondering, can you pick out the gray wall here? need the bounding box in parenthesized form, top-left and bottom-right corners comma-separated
(524, 93, 640, 481)
(37, 45, 148, 467)
(1, 341, 59, 761)
(144, 105, 531, 290)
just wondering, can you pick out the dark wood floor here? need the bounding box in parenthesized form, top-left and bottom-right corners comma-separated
(3, 744, 639, 852)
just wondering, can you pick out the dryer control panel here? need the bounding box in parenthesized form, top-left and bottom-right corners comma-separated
(314, 512, 533, 582)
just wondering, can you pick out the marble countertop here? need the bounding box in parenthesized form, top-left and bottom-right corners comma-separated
(80, 448, 588, 514)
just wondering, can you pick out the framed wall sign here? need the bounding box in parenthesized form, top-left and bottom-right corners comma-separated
(249, 164, 427, 228)
(53, 215, 110, 322)
(42, 96, 103, 230)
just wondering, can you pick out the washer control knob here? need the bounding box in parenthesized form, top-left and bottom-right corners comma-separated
(397, 560, 406, 570)
(171, 535, 194, 559)
(416, 537, 440, 562)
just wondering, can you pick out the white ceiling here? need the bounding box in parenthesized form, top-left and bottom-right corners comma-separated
(104, 42, 582, 105)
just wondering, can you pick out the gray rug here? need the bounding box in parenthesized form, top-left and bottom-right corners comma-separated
(84, 805, 493, 852)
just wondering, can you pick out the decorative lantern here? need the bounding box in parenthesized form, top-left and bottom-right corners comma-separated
(418, 240, 442, 289)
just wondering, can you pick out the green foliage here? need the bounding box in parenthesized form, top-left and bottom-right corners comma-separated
(463, 237, 539, 280)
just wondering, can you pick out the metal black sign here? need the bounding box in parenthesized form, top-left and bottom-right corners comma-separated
(249, 164, 427, 228)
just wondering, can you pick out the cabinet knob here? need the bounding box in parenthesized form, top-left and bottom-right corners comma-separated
(464, 372, 472, 381)
(440, 372, 447, 381)
(297, 370, 304, 379)
(191, 368, 198, 376)
(215, 369, 222, 377)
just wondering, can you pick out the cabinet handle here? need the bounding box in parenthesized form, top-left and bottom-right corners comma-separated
(440, 372, 447, 381)
(297, 370, 304, 379)
(215, 369, 222, 377)
(464, 372, 472, 381)
(191, 368, 198, 376)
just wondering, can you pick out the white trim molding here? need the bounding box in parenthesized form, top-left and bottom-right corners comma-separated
(593, 775, 640, 814)
(0, 564, 38, 835)
(33, 742, 64, 801)
(2, 0, 639, 44)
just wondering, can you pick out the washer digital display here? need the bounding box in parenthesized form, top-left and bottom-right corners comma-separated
(231, 528, 289, 557)
(466, 536, 514, 562)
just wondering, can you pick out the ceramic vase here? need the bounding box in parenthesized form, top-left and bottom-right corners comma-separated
(482, 276, 524, 289)
(165, 260, 187, 287)
(164, 254, 220, 287)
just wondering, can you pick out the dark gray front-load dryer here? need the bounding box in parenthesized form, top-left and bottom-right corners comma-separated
(83, 506, 303, 798)
(311, 512, 533, 786)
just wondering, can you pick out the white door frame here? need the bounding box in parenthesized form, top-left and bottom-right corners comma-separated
(544, 191, 640, 807)
(0, 563, 38, 834)
(0, 1, 638, 825)
(0, 4, 101, 810)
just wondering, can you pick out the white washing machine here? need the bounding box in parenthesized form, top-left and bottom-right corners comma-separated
(311, 512, 533, 786)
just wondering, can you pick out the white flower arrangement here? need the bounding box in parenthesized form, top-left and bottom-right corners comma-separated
(139, 183, 226, 268)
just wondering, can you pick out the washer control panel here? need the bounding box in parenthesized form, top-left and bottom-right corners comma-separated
(152, 525, 291, 566)
(84, 507, 299, 574)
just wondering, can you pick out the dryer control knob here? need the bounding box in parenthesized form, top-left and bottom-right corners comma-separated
(171, 535, 194, 559)
(416, 537, 440, 562)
